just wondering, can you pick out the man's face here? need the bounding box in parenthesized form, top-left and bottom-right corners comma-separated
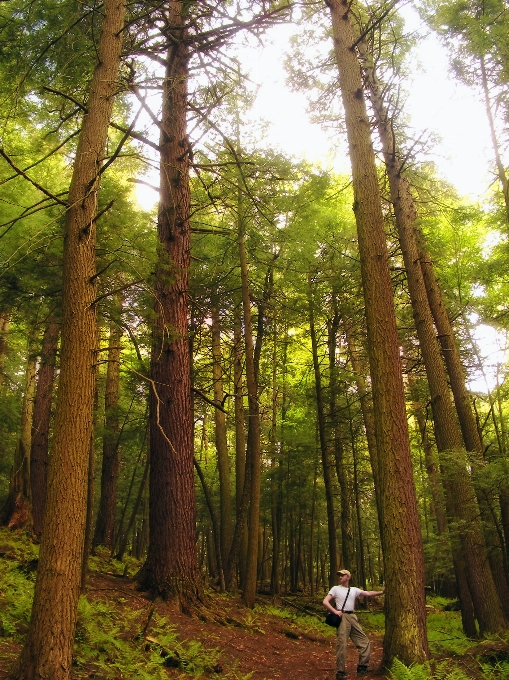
(338, 573, 349, 585)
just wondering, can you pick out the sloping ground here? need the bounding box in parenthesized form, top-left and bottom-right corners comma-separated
(0, 568, 384, 679)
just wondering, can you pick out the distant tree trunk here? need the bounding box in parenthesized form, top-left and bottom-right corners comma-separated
(1, 343, 37, 529)
(343, 319, 382, 529)
(116, 454, 149, 562)
(137, 1, 201, 604)
(479, 55, 509, 221)
(270, 330, 282, 594)
(30, 317, 59, 537)
(239, 220, 261, 609)
(0, 312, 10, 388)
(328, 293, 353, 570)
(194, 455, 225, 590)
(233, 309, 248, 587)
(210, 301, 233, 571)
(14, 0, 125, 675)
(94, 315, 122, 548)
(327, 0, 429, 665)
(308, 273, 338, 587)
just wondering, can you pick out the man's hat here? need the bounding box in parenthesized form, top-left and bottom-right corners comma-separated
(337, 569, 351, 577)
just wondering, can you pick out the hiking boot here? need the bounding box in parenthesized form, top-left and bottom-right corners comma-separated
(356, 665, 368, 675)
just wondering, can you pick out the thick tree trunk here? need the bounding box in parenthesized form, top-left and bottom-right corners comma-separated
(138, 1, 201, 604)
(30, 318, 59, 537)
(327, 0, 429, 665)
(210, 302, 233, 571)
(360, 36, 506, 635)
(308, 274, 338, 587)
(14, 1, 125, 676)
(94, 316, 122, 548)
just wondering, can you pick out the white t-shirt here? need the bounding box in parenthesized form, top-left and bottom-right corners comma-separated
(328, 585, 363, 611)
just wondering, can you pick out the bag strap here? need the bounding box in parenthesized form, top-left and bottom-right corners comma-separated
(340, 587, 351, 612)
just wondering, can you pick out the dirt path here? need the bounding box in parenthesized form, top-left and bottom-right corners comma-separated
(0, 572, 385, 679)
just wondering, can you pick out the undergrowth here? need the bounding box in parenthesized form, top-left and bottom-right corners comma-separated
(2, 529, 509, 680)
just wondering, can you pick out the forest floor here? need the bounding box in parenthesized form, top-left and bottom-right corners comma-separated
(84, 572, 385, 680)
(3, 546, 509, 680)
(0, 566, 384, 679)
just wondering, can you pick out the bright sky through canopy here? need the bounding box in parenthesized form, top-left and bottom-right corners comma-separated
(134, 5, 506, 392)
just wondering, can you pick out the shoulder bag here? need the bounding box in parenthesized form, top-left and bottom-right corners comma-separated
(324, 587, 351, 627)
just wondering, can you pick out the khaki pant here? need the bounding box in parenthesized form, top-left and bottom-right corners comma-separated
(335, 613, 371, 673)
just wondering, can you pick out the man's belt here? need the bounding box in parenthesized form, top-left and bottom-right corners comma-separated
(343, 610, 354, 613)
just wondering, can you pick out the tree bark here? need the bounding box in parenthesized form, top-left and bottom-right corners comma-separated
(327, 0, 429, 664)
(360, 34, 506, 635)
(14, 0, 125, 675)
(30, 317, 59, 537)
(138, 1, 201, 604)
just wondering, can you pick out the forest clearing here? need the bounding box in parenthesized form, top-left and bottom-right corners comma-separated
(1, 0, 509, 678)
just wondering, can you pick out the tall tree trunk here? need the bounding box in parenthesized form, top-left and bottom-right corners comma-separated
(94, 314, 122, 548)
(210, 301, 233, 571)
(14, 0, 125, 675)
(1, 342, 37, 529)
(0, 312, 10, 388)
(239, 218, 261, 609)
(420, 235, 509, 597)
(194, 456, 225, 590)
(360, 35, 506, 635)
(479, 54, 509, 221)
(343, 318, 382, 531)
(30, 317, 59, 537)
(308, 274, 338, 587)
(328, 293, 354, 570)
(326, 0, 429, 664)
(233, 308, 248, 588)
(138, 2, 201, 604)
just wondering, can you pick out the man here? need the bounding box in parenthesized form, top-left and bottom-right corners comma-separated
(323, 569, 384, 678)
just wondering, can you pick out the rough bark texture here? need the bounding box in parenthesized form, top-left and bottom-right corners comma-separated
(14, 0, 125, 676)
(30, 318, 59, 537)
(361, 36, 506, 635)
(137, 1, 201, 604)
(327, 0, 429, 665)
(93, 318, 122, 548)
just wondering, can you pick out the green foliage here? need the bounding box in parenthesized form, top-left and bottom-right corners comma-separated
(389, 658, 470, 680)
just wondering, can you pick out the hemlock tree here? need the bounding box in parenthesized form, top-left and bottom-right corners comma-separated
(13, 0, 126, 676)
(325, 0, 429, 666)
(136, 0, 202, 602)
